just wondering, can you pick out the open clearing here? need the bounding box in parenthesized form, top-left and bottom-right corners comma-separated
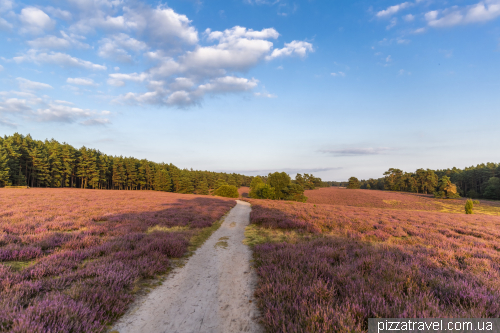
(112, 200, 262, 333)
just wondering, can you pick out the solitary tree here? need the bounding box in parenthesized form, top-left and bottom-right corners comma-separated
(347, 177, 360, 189)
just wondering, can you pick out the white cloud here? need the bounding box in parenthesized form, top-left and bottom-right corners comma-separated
(27, 32, 89, 50)
(413, 27, 426, 33)
(17, 77, 53, 91)
(399, 69, 411, 75)
(386, 18, 398, 30)
(197, 76, 258, 94)
(0, 0, 13, 12)
(13, 49, 107, 70)
(426, 0, 500, 27)
(98, 33, 148, 62)
(67, 77, 97, 86)
(404, 14, 415, 22)
(331, 72, 346, 77)
(0, 91, 111, 125)
(19, 7, 55, 35)
(45, 7, 72, 21)
(27, 35, 71, 49)
(254, 92, 277, 98)
(0, 65, 3, 71)
(386, 55, 393, 62)
(0, 17, 13, 31)
(376, 2, 412, 18)
(107, 72, 148, 86)
(266, 40, 313, 60)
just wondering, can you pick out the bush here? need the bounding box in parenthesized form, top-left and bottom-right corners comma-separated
(465, 199, 474, 214)
(214, 185, 239, 198)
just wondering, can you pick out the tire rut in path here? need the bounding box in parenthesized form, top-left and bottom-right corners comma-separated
(112, 200, 262, 333)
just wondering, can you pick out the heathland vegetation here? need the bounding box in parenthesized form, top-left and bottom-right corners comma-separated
(244, 187, 500, 332)
(0, 189, 235, 332)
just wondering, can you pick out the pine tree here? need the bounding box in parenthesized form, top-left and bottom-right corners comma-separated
(0, 145, 11, 186)
(154, 169, 172, 191)
(197, 178, 209, 195)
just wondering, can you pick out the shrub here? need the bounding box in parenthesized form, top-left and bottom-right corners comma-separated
(465, 199, 474, 214)
(214, 185, 239, 198)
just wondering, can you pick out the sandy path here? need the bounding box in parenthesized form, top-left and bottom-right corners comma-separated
(112, 200, 262, 333)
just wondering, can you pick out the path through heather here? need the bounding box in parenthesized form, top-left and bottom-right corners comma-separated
(112, 200, 262, 333)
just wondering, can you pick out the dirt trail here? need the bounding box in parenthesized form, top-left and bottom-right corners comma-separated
(112, 200, 262, 333)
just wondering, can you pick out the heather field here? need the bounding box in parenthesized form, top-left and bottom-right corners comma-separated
(244, 191, 500, 332)
(0, 188, 235, 332)
(305, 187, 500, 215)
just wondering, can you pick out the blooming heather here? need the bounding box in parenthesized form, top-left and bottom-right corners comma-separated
(0, 189, 235, 332)
(246, 196, 500, 332)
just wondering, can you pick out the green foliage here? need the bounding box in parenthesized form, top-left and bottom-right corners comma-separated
(154, 169, 172, 192)
(0, 133, 253, 192)
(295, 173, 323, 190)
(0, 145, 11, 187)
(213, 185, 239, 198)
(347, 177, 360, 189)
(434, 176, 460, 199)
(215, 178, 228, 190)
(197, 179, 209, 195)
(249, 177, 265, 198)
(268, 172, 292, 200)
(252, 183, 276, 200)
(465, 199, 474, 214)
(483, 177, 500, 200)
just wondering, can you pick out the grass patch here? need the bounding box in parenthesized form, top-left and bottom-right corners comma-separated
(436, 201, 500, 216)
(2, 260, 36, 271)
(243, 224, 314, 247)
(383, 200, 401, 205)
(147, 225, 190, 233)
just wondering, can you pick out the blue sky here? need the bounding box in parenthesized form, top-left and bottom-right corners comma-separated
(0, 0, 499, 181)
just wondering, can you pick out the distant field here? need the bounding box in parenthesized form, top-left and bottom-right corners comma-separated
(0, 189, 235, 332)
(238, 186, 250, 198)
(245, 189, 500, 332)
(305, 187, 500, 215)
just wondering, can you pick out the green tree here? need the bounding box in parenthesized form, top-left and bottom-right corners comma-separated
(154, 169, 172, 192)
(465, 199, 474, 214)
(347, 177, 360, 189)
(214, 185, 239, 198)
(434, 176, 460, 199)
(483, 177, 500, 200)
(197, 179, 209, 195)
(267, 172, 291, 200)
(0, 145, 11, 186)
(252, 183, 276, 199)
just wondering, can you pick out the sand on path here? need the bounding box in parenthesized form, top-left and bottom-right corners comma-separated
(112, 200, 262, 333)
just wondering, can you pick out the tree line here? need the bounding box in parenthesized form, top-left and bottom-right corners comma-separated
(0, 133, 253, 194)
(347, 163, 500, 200)
(248, 172, 328, 202)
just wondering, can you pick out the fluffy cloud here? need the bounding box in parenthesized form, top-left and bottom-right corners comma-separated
(376, 2, 412, 18)
(98, 33, 147, 62)
(0, 91, 110, 125)
(17, 78, 53, 91)
(27, 32, 89, 49)
(266, 40, 313, 60)
(19, 7, 55, 35)
(67, 77, 97, 86)
(13, 49, 106, 70)
(426, 0, 500, 27)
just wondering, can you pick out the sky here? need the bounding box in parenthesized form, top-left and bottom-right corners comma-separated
(0, 0, 499, 181)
